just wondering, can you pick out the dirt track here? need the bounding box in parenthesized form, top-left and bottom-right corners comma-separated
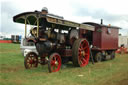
(103, 71, 128, 85)
(118, 79, 128, 85)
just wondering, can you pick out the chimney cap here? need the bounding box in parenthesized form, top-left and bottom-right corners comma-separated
(41, 7, 48, 13)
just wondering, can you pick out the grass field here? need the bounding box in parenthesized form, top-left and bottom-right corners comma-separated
(0, 43, 128, 85)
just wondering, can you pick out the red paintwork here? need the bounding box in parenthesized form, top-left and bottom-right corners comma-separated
(59, 49, 72, 57)
(0, 40, 12, 43)
(101, 27, 118, 50)
(93, 27, 118, 50)
(78, 39, 90, 67)
(84, 22, 119, 51)
(50, 53, 61, 72)
(92, 27, 101, 49)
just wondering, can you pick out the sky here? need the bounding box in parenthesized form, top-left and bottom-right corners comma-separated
(1, 0, 128, 38)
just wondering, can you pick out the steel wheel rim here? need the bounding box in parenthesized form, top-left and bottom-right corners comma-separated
(50, 54, 61, 72)
(78, 40, 90, 67)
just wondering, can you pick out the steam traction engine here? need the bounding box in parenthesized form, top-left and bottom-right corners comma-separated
(13, 8, 120, 72)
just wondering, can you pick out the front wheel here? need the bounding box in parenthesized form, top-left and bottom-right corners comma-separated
(48, 53, 61, 73)
(24, 52, 38, 69)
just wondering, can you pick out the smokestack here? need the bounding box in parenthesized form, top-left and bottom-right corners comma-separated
(101, 19, 103, 24)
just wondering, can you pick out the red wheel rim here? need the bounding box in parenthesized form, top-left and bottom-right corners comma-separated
(78, 40, 90, 67)
(50, 54, 61, 72)
(26, 54, 38, 68)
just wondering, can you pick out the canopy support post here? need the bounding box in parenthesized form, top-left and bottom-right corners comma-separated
(37, 18, 39, 38)
(25, 18, 27, 38)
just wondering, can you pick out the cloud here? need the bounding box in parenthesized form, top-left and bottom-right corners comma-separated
(73, 7, 128, 27)
(71, 1, 128, 22)
(68, 1, 128, 35)
(1, 1, 25, 36)
(1, 0, 128, 37)
(1, 0, 74, 36)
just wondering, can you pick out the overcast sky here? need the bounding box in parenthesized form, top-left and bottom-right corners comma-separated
(1, 0, 128, 37)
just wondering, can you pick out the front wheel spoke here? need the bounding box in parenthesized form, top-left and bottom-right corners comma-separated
(51, 63, 55, 66)
(27, 59, 30, 62)
(27, 62, 30, 64)
(52, 60, 55, 65)
(27, 63, 30, 66)
(53, 60, 56, 64)
(33, 58, 36, 61)
(31, 64, 33, 67)
(28, 60, 31, 64)
(29, 57, 32, 60)
(53, 64, 57, 71)
(54, 64, 57, 70)
(54, 64, 57, 68)
(54, 57, 56, 62)
(51, 66, 54, 71)
(27, 60, 30, 63)
(30, 64, 32, 67)
(32, 64, 34, 67)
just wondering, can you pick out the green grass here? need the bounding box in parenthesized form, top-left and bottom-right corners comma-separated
(0, 43, 128, 85)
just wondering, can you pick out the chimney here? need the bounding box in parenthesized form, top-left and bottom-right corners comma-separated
(101, 19, 103, 24)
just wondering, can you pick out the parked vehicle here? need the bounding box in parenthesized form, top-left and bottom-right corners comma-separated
(13, 8, 121, 73)
(20, 38, 38, 57)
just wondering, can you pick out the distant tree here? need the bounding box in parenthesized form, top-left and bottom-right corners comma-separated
(119, 33, 122, 36)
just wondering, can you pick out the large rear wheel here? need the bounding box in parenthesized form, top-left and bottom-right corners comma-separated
(72, 39, 90, 67)
(48, 53, 61, 73)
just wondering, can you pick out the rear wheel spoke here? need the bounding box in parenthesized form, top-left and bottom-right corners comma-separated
(73, 39, 90, 67)
(82, 58, 86, 63)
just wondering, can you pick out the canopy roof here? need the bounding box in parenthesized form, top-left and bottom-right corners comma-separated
(13, 11, 95, 31)
(84, 22, 121, 29)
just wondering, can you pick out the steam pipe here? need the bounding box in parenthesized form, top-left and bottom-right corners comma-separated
(101, 19, 103, 24)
